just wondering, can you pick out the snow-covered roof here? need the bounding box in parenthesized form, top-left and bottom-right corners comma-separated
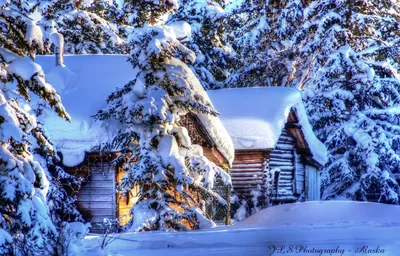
(207, 87, 328, 166)
(35, 55, 234, 167)
(163, 58, 234, 166)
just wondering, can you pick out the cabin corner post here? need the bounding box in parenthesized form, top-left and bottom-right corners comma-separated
(225, 166, 232, 225)
(263, 151, 271, 205)
(113, 164, 118, 221)
(305, 165, 309, 200)
(225, 184, 232, 225)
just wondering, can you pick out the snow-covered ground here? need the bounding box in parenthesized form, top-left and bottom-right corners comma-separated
(77, 201, 400, 255)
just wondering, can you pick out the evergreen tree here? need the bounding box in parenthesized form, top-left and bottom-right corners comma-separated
(37, 0, 128, 54)
(123, 0, 178, 26)
(297, 0, 400, 203)
(170, 0, 234, 90)
(224, 0, 307, 88)
(86, 0, 124, 24)
(31, 111, 85, 254)
(222, 0, 400, 204)
(0, 1, 72, 254)
(95, 4, 231, 230)
(85, 0, 134, 51)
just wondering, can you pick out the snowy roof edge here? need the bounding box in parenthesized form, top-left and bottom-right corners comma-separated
(292, 103, 328, 166)
(207, 87, 327, 166)
(164, 58, 235, 166)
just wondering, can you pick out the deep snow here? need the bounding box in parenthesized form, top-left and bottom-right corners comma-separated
(77, 201, 400, 256)
(237, 200, 400, 227)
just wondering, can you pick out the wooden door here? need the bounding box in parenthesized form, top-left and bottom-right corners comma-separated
(305, 165, 320, 200)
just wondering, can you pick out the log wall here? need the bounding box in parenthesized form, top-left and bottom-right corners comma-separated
(269, 129, 297, 201)
(230, 110, 322, 205)
(231, 151, 268, 198)
(231, 129, 307, 203)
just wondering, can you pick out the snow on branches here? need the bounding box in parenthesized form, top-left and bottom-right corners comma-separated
(170, 0, 234, 90)
(299, 0, 400, 203)
(0, 2, 83, 254)
(37, 0, 129, 54)
(96, 24, 231, 231)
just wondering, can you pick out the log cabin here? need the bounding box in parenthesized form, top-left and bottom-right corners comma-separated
(208, 87, 328, 205)
(36, 55, 234, 233)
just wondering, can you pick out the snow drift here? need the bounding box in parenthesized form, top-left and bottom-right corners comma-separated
(237, 201, 400, 227)
(79, 201, 400, 256)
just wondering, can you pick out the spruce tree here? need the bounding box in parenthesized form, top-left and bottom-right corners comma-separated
(0, 1, 72, 254)
(37, 0, 128, 54)
(86, 0, 124, 24)
(170, 0, 234, 90)
(297, 0, 400, 203)
(123, 0, 178, 26)
(32, 109, 85, 254)
(95, 2, 231, 231)
(224, 0, 307, 88)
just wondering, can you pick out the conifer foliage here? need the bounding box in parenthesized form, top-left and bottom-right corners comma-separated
(170, 0, 234, 90)
(32, 117, 85, 254)
(125, 0, 178, 26)
(96, 2, 231, 231)
(37, 0, 128, 54)
(224, 0, 307, 88)
(0, 1, 73, 254)
(224, 0, 400, 205)
(297, 0, 400, 203)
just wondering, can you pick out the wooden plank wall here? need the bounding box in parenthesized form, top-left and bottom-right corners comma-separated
(75, 162, 117, 233)
(231, 151, 267, 198)
(65, 111, 234, 230)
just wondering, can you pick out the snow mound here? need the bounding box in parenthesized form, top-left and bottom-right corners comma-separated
(45, 65, 77, 93)
(237, 201, 400, 227)
(208, 87, 328, 166)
